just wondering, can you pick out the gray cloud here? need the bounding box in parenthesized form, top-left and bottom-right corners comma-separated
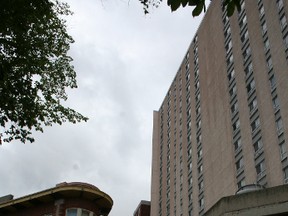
(0, 0, 204, 215)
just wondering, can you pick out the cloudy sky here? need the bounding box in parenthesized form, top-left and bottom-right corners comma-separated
(0, 0, 204, 215)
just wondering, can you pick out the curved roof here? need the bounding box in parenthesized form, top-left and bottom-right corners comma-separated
(0, 182, 113, 215)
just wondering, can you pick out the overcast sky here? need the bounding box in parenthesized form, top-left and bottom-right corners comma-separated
(0, 0, 204, 215)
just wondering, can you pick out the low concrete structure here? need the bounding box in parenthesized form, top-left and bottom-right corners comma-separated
(204, 184, 288, 216)
(0, 182, 113, 216)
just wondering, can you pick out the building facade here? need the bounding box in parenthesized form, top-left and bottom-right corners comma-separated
(151, 0, 288, 215)
(0, 182, 113, 216)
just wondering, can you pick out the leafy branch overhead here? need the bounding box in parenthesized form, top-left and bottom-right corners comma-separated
(141, 0, 241, 17)
(0, 0, 88, 144)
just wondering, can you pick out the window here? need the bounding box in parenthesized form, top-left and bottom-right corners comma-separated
(249, 97, 257, 112)
(196, 93, 201, 103)
(187, 121, 192, 130)
(81, 210, 90, 216)
(167, 178, 170, 186)
(234, 138, 241, 151)
(239, 15, 247, 28)
(269, 75, 276, 90)
(223, 15, 229, 25)
(185, 63, 190, 72)
(280, 142, 287, 159)
(273, 96, 280, 110)
(229, 85, 237, 97)
(247, 79, 255, 94)
(224, 26, 231, 37)
(228, 69, 235, 81)
(233, 119, 240, 132)
(187, 109, 191, 117)
(180, 174, 183, 184)
(188, 194, 193, 205)
(245, 62, 253, 76)
(227, 54, 234, 65)
(195, 68, 199, 77)
(267, 57, 273, 70)
(188, 161, 193, 171)
(185, 52, 190, 61)
(237, 178, 245, 189)
(256, 160, 265, 176)
(194, 57, 199, 65)
(226, 40, 233, 53)
(280, 15, 287, 29)
(278, 0, 284, 10)
(196, 106, 201, 116)
(197, 134, 202, 143)
(243, 46, 251, 59)
(197, 148, 203, 159)
(166, 190, 170, 199)
(188, 176, 193, 186)
(188, 147, 192, 157)
(198, 180, 204, 191)
(195, 81, 200, 89)
(241, 30, 249, 43)
(67, 209, 77, 216)
(284, 34, 288, 48)
(240, 0, 245, 10)
(231, 101, 238, 114)
(198, 164, 203, 174)
(199, 197, 204, 209)
(186, 73, 190, 81)
(276, 118, 284, 134)
(284, 166, 288, 182)
(197, 119, 201, 129)
(251, 117, 260, 132)
(236, 157, 244, 170)
(66, 209, 94, 216)
(186, 84, 191, 92)
(186, 97, 191, 105)
(264, 39, 270, 51)
(253, 138, 263, 153)
(194, 46, 198, 54)
(262, 21, 267, 35)
(259, 5, 264, 17)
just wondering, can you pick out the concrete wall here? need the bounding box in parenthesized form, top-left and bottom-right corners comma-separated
(205, 184, 288, 216)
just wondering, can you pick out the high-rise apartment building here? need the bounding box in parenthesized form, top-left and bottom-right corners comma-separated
(150, 0, 288, 215)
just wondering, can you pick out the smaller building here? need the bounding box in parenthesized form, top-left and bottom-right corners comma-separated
(0, 182, 113, 216)
(133, 200, 150, 216)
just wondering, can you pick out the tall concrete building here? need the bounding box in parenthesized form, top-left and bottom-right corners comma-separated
(150, 0, 288, 216)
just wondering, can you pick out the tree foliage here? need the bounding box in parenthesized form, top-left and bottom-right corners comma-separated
(140, 0, 241, 17)
(0, 0, 88, 144)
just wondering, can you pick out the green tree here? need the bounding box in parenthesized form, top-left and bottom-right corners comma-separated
(141, 0, 241, 17)
(0, 0, 88, 144)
